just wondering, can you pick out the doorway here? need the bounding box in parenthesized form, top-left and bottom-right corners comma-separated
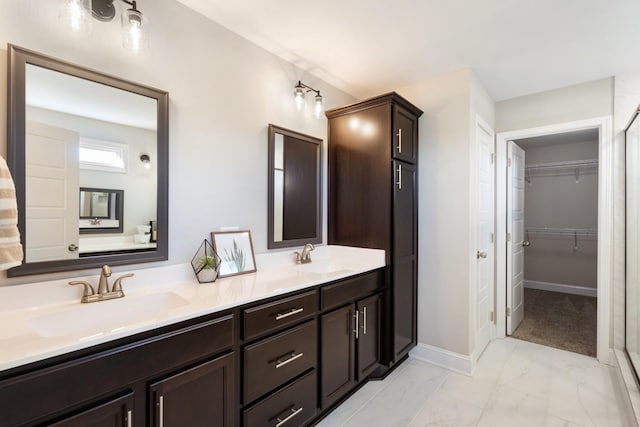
(507, 132, 599, 356)
(495, 117, 612, 363)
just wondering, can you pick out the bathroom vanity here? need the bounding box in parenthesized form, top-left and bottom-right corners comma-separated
(0, 246, 385, 426)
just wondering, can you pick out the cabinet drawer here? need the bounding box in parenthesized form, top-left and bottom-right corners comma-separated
(244, 320, 317, 404)
(244, 290, 318, 340)
(244, 370, 317, 427)
(321, 270, 383, 310)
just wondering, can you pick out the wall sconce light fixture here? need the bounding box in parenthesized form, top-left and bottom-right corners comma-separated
(140, 153, 151, 169)
(293, 81, 324, 119)
(61, 0, 148, 53)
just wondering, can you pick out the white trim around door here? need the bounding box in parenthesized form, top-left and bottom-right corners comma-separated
(495, 116, 613, 364)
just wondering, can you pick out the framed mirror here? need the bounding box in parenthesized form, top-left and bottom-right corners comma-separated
(79, 188, 124, 234)
(6, 45, 168, 276)
(267, 124, 322, 249)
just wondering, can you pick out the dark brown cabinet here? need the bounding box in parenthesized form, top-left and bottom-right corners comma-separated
(327, 93, 422, 366)
(320, 293, 381, 410)
(149, 352, 235, 427)
(49, 393, 134, 427)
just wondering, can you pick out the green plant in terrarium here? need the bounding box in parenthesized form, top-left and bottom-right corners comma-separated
(196, 255, 220, 271)
(223, 239, 246, 272)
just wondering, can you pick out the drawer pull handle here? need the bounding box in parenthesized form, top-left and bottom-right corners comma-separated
(275, 307, 304, 320)
(275, 406, 304, 427)
(126, 410, 132, 427)
(275, 352, 304, 369)
(354, 310, 359, 339)
(397, 127, 403, 153)
(363, 306, 367, 335)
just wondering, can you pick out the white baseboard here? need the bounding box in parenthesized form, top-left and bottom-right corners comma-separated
(612, 349, 640, 426)
(409, 343, 475, 376)
(524, 280, 597, 298)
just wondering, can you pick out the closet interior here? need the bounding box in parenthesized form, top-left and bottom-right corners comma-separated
(510, 129, 599, 357)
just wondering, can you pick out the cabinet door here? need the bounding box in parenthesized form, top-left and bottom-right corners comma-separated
(393, 105, 418, 164)
(393, 161, 417, 360)
(357, 294, 381, 381)
(49, 393, 133, 427)
(320, 304, 356, 410)
(149, 352, 235, 427)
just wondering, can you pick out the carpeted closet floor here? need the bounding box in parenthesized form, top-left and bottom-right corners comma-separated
(511, 288, 597, 357)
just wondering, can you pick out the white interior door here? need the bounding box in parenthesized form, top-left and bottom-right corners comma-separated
(507, 141, 525, 334)
(25, 121, 80, 262)
(476, 122, 495, 354)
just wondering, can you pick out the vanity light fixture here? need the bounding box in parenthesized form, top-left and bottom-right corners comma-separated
(140, 153, 151, 169)
(61, 0, 148, 53)
(293, 81, 324, 119)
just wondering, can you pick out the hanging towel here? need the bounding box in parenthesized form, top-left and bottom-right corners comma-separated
(0, 155, 23, 271)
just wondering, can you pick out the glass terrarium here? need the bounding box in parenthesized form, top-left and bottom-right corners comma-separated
(190, 239, 221, 283)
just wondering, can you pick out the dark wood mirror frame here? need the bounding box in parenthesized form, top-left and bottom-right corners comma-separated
(79, 188, 124, 234)
(267, 124, 322, 249)
(6, 44, 169, 277)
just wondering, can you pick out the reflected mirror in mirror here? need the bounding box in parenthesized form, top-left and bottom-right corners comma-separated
(267, 124, 322, 249)
(79, 188, 124, 235)
(7, 45, 168, 276)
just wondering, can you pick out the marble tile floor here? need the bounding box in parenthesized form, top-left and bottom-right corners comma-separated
(317, 338, 632, 427)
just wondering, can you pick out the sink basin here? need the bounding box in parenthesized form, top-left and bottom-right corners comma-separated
(293, 260, 353, 275)
(29, 291, 189, 339)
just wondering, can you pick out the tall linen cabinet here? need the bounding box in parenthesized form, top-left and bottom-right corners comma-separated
(326, 92, 423, 367)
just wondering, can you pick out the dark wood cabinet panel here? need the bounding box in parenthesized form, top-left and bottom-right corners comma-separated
(393, 162, 418, 359)
(243, 290, 317, 340)
(243, 370, 317, 427)
(393, 105, 418, 164)
(320, 304, 355, 410)
(321, 270, 383, 310)
(357, 294, 381, 381)
(243, 320, 317, 404)
(49, 392, 133, 427)
(326, 92, 422, 368)
(149, 352, 235, 427)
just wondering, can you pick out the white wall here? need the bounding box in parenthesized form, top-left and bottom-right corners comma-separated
(496, 78, 614, 133)
(0, 0, 355, 285)
(398, 68, 487, 356)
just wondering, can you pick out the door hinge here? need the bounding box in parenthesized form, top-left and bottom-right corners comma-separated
(507, 232, 511, 242)
(491, 233, 494, 243)
(508, 157, 512, 167)
(490, 153, 495, 164)
(489, 311, 494, 322)
(506, 307, 511, 317)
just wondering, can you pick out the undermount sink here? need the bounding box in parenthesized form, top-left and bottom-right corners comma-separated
(293, 260, 354, 275)
(29, 291, 189, 339)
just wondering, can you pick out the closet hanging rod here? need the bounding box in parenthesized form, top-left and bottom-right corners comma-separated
(525, 159, 598, 171)
(526, 227, 598, 236)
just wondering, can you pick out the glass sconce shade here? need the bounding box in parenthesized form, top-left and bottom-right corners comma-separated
(314, 94, 324, 119)
(59, 0, 92, 33)
(121, 7, 148, 53)
(294, 85, 305, 111)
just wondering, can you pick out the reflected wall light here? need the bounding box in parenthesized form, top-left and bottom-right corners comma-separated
(61, 0, 148, 53)
(293, 80, 324, 119)
(140, 153, 151, 169)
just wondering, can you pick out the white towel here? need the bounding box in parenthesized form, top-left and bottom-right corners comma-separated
(0, 155, 23, 270)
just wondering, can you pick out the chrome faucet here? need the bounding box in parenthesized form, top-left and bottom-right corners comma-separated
(294, 243, 315, 264)
(69, 265, 135, 303)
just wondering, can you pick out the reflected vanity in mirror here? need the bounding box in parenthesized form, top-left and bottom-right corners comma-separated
(6, 44, 168, 276)
(79, 188, 124, 234)
(267, 124, 322, 249)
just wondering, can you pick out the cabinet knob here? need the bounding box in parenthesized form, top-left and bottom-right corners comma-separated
(68, 243, 79, 252)
(477, 251, 488, 259)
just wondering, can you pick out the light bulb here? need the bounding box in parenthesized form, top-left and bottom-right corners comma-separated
(294, 85, 305, 111)
(314, 94, 323, 119)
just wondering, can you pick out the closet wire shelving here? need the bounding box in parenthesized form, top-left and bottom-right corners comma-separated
(525, 158, 599, 184)
(523, 227, 598, 250)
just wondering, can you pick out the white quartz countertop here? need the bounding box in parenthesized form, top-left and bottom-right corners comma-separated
(0, 245, 385, 372)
